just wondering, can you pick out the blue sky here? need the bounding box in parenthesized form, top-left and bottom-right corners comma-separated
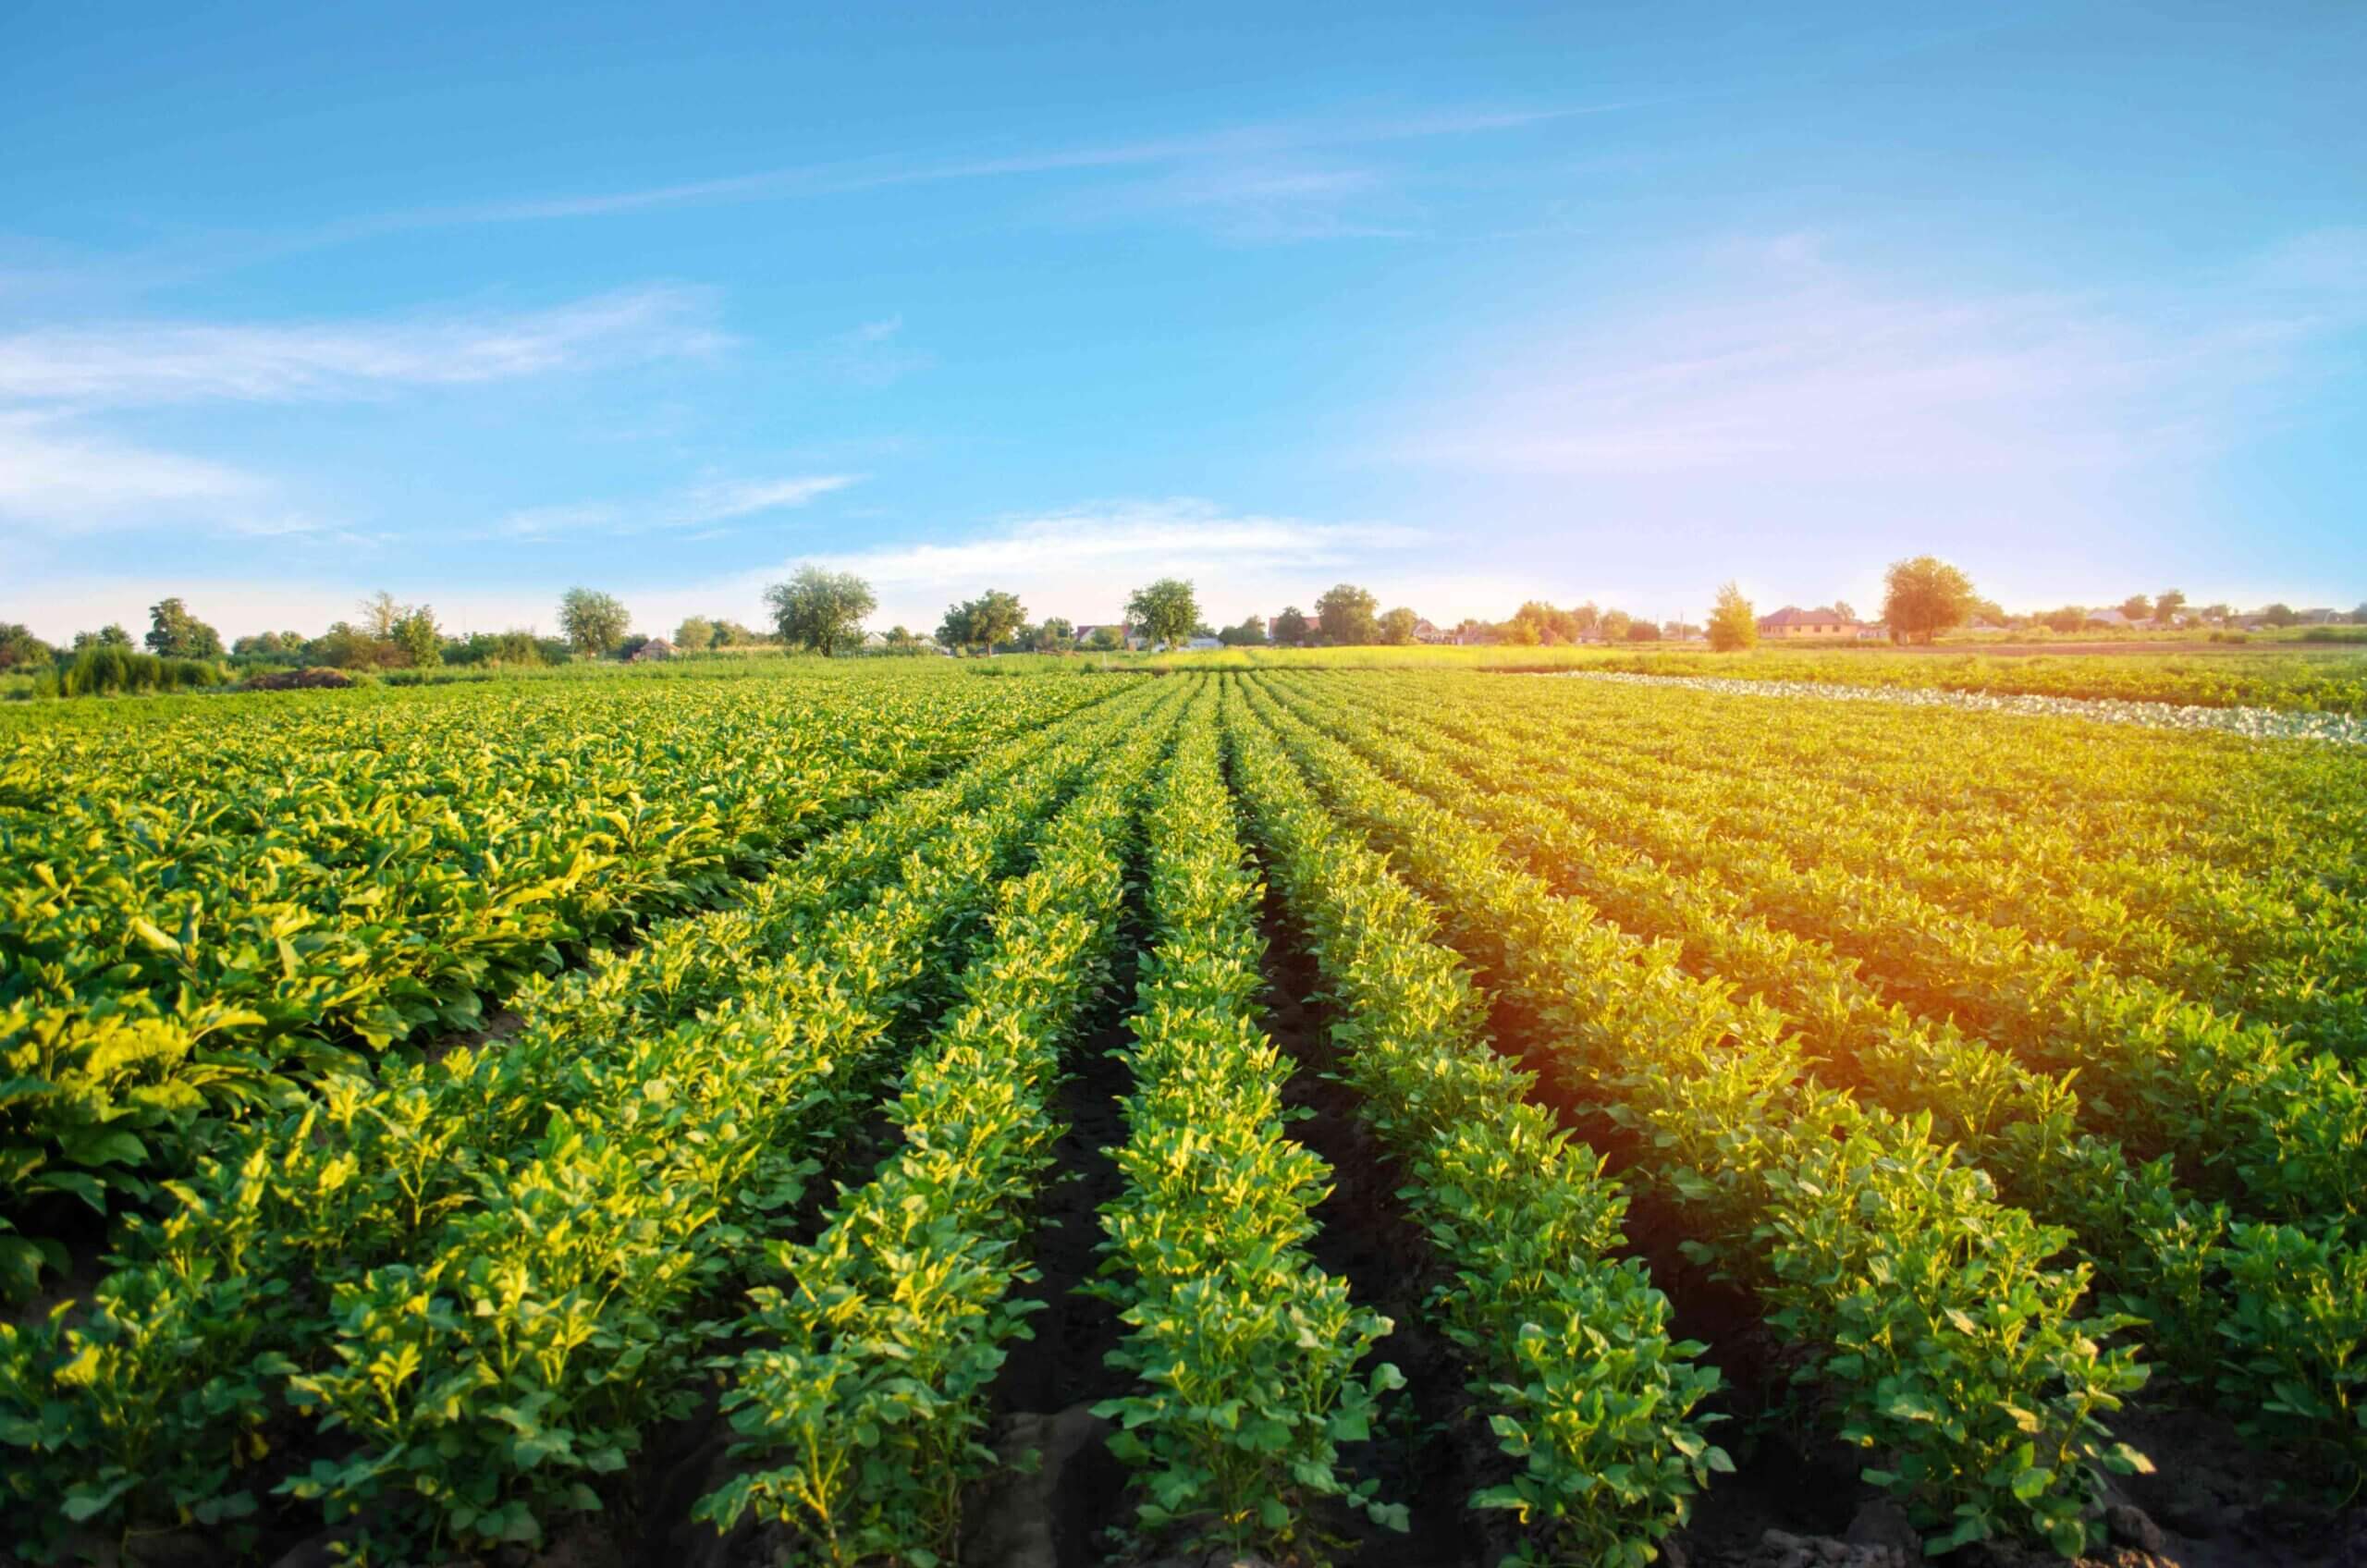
(3, 1, 2361, 641)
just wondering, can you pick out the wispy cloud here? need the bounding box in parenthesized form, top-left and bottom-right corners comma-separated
(497, 472, 862, 539)
(779, 496, 1427, 628)
(0, 410, 268, 529)
(0, 286, 724, 407)
(1395, 230, 2367, 484)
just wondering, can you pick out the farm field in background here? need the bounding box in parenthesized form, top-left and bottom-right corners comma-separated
(3, 659, 2361, 1568)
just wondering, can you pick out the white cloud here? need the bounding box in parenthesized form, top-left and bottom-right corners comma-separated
(778, 497, 1429, 629)
(497, 473, 862, 539)
(0, 411, 267, 528)
(0, 286, 724, 407)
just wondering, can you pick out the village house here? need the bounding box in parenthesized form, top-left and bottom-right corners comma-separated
(1756, 606, 1858, 639)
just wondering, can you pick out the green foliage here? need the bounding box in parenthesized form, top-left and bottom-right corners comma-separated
(143, 597, 224, 659)
(1883, 556, 1978, 644)
(557, 587, 631, 655)
(1271, 606, 1310, 646)
(766, 566, 877, 656)
(1314, 583, 1378, 646)
(1126, 577, 1201, 649)
(938, 588, 1029, 654)
(1708, 582, 1758, 652)
(1378, 606, 1418, 645)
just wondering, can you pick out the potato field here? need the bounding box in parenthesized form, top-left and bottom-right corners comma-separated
(3, 663, 2361, 1568)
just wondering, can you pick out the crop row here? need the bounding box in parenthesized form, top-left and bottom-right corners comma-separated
(1463, 676, 2364, 1053)
(0, 669, 1104, 1287)
(1089, 683, 1401, 1557)
(1264, 673, 2366, 1482)
(1303, 674, 2367, 1237)
(693, 682, 1184, 1564)
(1220, 679, 1727, 1565)
(0, 679, 1166, 1558)
(1233, 677, 2150, 1558)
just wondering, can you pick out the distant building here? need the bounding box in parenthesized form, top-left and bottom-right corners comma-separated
(1757, 606, 1857, 638)
(1411, 618, 1452, 644)
(629, 638, 674, 662)
(1184, 636, 1221, 650)
(2084, 608, 2135, 628)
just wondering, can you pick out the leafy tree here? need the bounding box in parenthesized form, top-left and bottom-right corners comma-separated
(2042, 606, 2086, 634)
(73, 624, 134, 653)
(1219, 615, 1268, 646)
(2118, 594, 2152, 623)
(1033, 618, 1075, 653)
(1882, 557, 1977, 645)
(1125, 578, 1200, 649)
(674, 615, 717, 652)
(1378, 606, 1419, 645)
(1708, 581, 1759, 652)
(1271, 606, 1310, 646)
(558, 588, 631, 656)
(1832, 599, 1858, 622)
(938, 590, 1027, 654)
(358, 591, 407, 640)
(1500, 617, 1541, 646)
(1315, 583, 1379, 645)
(2152, 590, 2186, 625)
(392, 606, 443, 668)
(1083, 625, 1125, 652)
(1625, 619, 1662, 642)
(2199, 603, 2233, 624)
(1510, 600, 1574, 644)
(766, 566, 877, 656)
(1600, 609, 1633, 641)
(145, 597, 224, 659)
(0, 623, 53, 669)
(1570, 601, 1601, 634)
(2260, 603, 2299, 628)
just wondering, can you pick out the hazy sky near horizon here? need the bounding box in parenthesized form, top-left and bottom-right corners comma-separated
(4, 1, 2362, 641)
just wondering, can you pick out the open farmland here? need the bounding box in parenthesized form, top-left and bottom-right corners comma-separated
(3, 662, 2362, 1568)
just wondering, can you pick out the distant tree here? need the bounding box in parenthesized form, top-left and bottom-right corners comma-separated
(2042, 606, 2086, 634)
(2260, 603, 2299, 628)
(713, 619, 765, 647)
(674, 615, 717, 652)
(1379, 606, 1419, 645)
(1708, 582, 1759, 652)
(2153, 589, 2187, 625)
(1625, 619, 1662, 642)
(1314, 583, 1379, 646)
(1219, 614, 1269, 646)
(1832, 599, 1858, 623)
(73, 624, 135, 653)
(1126, 578, 1200, 649)
(1084, 625, 1125, 652)
(558, 588, 631, 655)
(938, 590, 1027, 654)
(0, 623, 53, 669)
(1570, 602, 1601, 634)
(1600, 609, 1633, 642)
(392, 606, 443, 668)
(308, 621, 395, 669)
(1882, 557, 1976, 645)
(1270, 606, 1310, 647)
(2198, 603, 2232, 624)
(2118, 594, 2152, 623)
(1499, 617, 1541, 646)
(144, 597, 223, 659)
(1034, 617, 1075, 653)
(1511, 600, 1576, 644)
(883, 625, 924, 654)
(358, 591, 407, 640)
(767, 566, 877, 656)
(2352, 604, 2367, 626)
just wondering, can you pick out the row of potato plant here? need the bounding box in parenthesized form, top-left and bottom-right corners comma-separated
(1090, 684, 1404, 1558)
(1364, 675, 2367, 1235)
(1218, 679, 1726, 1567)
(693, 686, 1185, 1565)
(1236, 678, 2150, 1559)
(0, 669, 1099, 1285)
(1477, 676, 2362, 1055)
(0, 680, 1161, 1558)
(1272, 673, 2365, 1484)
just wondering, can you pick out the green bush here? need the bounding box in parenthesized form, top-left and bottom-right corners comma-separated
(56, 646, 225, 697)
